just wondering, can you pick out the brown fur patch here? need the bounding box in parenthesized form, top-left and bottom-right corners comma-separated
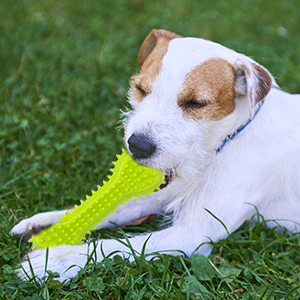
(179, 58, 236, 121)
(132, 30, 181, 103)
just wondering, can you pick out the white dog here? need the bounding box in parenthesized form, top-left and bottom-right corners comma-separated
(11, 29, 300, 282)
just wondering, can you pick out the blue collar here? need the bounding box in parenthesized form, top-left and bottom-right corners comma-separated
(216, 100, 265, 153)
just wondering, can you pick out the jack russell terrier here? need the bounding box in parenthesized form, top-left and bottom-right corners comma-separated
(11, 29, 300, 282)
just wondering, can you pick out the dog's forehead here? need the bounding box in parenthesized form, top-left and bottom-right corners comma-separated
(160, 37, 237, 78)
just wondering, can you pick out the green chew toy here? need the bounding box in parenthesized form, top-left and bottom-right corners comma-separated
(29, 149, 165, 249)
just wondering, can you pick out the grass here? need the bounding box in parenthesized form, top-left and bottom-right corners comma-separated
(1, 0, 300, 298)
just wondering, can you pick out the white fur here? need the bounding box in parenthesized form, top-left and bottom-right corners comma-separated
(11, 36, 300, 283)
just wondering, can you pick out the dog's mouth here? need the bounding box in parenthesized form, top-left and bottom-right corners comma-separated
(158, 170, 175, 190)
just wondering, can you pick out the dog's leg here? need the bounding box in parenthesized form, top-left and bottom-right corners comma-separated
(15, 185, 257, 283)
(16, 225, 205, 283)
(11, 193, 163, 241)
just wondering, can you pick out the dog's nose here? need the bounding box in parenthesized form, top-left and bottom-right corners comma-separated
(128, 134, 156, 159)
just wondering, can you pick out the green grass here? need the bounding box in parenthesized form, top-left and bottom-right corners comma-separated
(1, 0, 300, 298)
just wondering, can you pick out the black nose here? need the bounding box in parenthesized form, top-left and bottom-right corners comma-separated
(128, 134, 156, 159)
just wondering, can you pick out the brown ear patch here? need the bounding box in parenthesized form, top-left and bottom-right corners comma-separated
(251, 62, 272, 105)
(137, 29, 181, 66)
(132, 30, 181, 103)
(179, 58, 236, 121)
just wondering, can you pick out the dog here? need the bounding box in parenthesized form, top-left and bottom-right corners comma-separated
(11, 29, 300, 282)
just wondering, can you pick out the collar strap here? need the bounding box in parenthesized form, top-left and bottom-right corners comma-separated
(216, 99, 265, 153)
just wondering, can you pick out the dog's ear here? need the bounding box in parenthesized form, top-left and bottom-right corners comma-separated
(234, 58, 274, 118)
(137, 29, 181, 66)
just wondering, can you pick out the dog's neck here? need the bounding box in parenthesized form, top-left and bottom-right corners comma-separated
(216, 99, 265, 153)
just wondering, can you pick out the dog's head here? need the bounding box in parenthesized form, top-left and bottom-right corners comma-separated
(124, 29, 274, 185)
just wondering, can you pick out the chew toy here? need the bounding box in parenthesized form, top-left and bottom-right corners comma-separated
(29, 149, 165, 249)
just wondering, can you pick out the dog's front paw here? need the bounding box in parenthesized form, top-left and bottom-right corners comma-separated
(10, 212, 63, 242)
(16, 245, 89, 283)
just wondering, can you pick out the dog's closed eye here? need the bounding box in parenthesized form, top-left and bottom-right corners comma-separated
(135, 85, 148, 97)
(182, 99, 209, 109)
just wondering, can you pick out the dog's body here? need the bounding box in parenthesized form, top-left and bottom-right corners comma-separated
(11, 30, 300, 282)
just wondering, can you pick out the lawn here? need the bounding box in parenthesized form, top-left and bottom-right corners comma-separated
(1, 0, 300, 299)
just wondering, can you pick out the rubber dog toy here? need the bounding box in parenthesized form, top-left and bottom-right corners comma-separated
(29, 149, 165, 249)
